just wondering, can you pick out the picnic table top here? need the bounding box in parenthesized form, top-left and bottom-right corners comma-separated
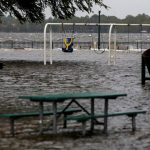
(19, 91, 127, 102)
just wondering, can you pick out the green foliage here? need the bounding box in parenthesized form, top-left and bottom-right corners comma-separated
(0, 0, 45, 23)
(0, 0, 107, 23)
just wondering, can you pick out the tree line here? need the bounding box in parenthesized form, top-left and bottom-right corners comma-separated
(0, 13, 150, 33)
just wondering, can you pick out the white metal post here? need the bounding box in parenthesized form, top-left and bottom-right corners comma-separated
(113, 29, 117, 65)
(49, 26, 53, 64)
(44, 24, 48, 65)
(108, 24, 113, 65)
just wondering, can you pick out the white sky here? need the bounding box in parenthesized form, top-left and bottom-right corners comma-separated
(45, 0, 150, 19)
(77, 0, 150, 18)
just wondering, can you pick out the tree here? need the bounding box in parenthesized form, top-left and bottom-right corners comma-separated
(0, 0, 107, 23)
(0, 0, 45, 23)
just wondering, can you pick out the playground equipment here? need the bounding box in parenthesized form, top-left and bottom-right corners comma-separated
(62, 37, 74, 52)
(44, 23, 150, 65)
(108, 24, 117, 65)
(44, 23, 116, 65)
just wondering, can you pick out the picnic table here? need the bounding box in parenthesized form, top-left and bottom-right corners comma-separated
(19, 91, 127, 134)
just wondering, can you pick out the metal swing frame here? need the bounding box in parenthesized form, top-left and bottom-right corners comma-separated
(44, 23, 150, 65)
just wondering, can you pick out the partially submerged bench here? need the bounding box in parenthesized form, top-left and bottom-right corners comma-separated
(0, 108, 81, 136)
(66, 110, 147, 135)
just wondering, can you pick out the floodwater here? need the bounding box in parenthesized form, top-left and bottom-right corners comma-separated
(0, 49, 149, 150)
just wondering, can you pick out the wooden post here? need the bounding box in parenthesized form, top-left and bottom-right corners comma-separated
(52, 102, 57, 134)
(10, 119, 15, 137)
(90, 98, 95, 132)
(82, 121, 87, 136)
(132, 116, 136, 132)
(39, 101, 44, 134)
(141, 55, 145, 85)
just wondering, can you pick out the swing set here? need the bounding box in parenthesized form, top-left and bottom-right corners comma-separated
(44, 22, 109, 65)
(44, 23, 150, 65)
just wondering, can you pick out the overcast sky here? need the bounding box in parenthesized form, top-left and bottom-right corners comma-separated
(76, 0, 150, 18)
(45, 0, 150, 19)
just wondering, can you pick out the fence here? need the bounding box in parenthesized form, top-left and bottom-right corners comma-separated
(0, 40, 43, 49)
(1, 40, 150, 50)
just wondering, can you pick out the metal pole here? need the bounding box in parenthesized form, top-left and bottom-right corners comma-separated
(44, 23, 150, 27)
(140, 24, 143, 51)
(127, 24, 130, 50)
(39, 101, 44, 134)
(52, 102, 57, 134)
(114, 27, 117, 65)
(49, 26, 53, 64)
(104, 98, 108, 134)
(98, 11, 101, 50)
(108, 24, 114, 65)
(90, 98, 95, 132)
(44, 24, 48, 65)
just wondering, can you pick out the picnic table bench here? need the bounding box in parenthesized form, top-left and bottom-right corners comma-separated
(0, 108, 81, 136)
(66, 110, 146, 135)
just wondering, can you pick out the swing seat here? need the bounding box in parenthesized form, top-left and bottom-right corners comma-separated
(62, 37, 74, 53)
(62, 47, 73, 52)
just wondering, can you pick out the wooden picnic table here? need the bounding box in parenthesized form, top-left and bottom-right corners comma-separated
(19, 91, 127, 134)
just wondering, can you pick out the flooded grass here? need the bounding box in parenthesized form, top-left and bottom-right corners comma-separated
(0, 50, 149, 149)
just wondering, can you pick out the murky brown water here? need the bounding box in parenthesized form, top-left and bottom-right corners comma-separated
(0, 50, 149, 150)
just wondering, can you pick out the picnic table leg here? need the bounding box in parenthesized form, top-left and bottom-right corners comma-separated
(10, 118, 15, 137)
(73, 99, 91, 115)
(90, 98, 95, 132)
(39, 101, 44, 134)
(103, 98, 108, 134)
(131, 115, 136, 132)
(52, 102, 57, 134)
